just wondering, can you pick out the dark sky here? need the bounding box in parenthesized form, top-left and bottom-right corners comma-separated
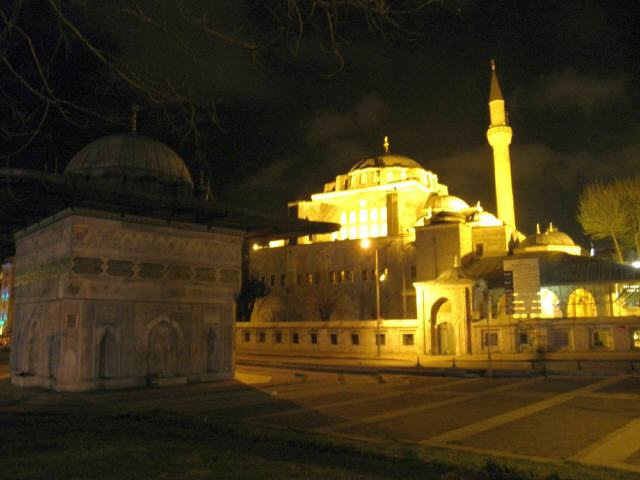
(5, 1, 640, 247)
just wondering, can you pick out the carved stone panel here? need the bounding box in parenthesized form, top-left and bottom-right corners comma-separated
(166, 265, 192, 281)
(106, 260, 134, 277)
(138, 263, 165, 279)
(195, 267, 217, 283)
(220, 268, 240, 286)
(72, 257, 103, 275)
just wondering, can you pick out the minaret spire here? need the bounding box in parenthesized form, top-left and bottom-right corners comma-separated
(489, 59, 504, 103)
(383, 135, 390, 154)
(486, 60, 516, 231)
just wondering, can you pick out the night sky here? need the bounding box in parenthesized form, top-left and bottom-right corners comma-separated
(4, 1, 640, 246)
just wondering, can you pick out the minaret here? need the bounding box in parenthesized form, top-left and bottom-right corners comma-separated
(486, 60, 516, 230)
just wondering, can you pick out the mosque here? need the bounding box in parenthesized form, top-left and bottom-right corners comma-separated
(2, 63, 640, 391)
(239, 63, 640, 359)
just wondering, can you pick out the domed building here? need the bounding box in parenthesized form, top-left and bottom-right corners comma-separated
(290, 139, 448, 244)
(515, 223, 582, 256)
(4, 129, 333, 391)
(64, 133, 195, 196)
(239, 62, 640, 362)
(245, 139, 450, 327)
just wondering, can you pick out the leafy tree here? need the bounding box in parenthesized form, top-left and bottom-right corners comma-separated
(577, 181, 627, 262)
(619, 177, 640, 259)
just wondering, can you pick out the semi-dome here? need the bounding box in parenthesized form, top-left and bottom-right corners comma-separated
(64, 134, 194, 196)
(349, 154, 424, 172)
(425, 194, 470, 213)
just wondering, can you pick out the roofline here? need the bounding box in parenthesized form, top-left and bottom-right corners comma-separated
(0, 168, 339, 241)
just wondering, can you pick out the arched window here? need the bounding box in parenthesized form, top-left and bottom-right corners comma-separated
(567, 288, 597, 318)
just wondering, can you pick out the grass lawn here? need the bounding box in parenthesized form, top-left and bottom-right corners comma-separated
(1, 410, 635, 480)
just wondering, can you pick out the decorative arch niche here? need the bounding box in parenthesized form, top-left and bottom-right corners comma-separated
(97, 329, 118, 379)
(206, 328, 218, 372)
(147, 320, 180, 378)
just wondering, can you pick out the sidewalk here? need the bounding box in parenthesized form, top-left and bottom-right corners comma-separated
(236, 351, 640, 377)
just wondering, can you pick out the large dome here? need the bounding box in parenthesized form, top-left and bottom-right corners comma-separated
(64, 134, 194, 195)
(349, 154, 424, 172)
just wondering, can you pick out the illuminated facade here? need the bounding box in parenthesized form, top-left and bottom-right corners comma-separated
(291, 138, 448, 244)
(240, 64, 640, 361)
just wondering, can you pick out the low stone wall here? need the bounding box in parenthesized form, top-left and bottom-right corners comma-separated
(237, 317, 640, 361)
(236, 319, 420, 356)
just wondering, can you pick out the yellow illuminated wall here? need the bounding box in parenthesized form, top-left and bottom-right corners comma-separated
(292, 159, 448, 244)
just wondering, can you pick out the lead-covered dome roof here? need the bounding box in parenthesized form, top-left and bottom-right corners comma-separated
(425, 194, 470, 213)
(64, 134, 193, 195)
(521, 230, 576, 248)
(349, 154, 424, 172)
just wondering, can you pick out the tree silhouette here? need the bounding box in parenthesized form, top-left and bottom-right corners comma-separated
(235, 277, 269, 322)
(577, 181, 627, 262)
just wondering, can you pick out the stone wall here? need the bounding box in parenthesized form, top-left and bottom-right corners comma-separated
(11, 209, 241, 391)
(236, 319, 420, 356)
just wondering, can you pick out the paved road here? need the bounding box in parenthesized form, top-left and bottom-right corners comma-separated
(1, 363, 640, 474)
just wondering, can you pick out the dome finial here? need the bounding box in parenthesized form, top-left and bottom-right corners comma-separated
(383, 135, 390, 154)
(130, 104, 139, 133)
(536, 223, 541, 235)
(490, 58, 496, 71)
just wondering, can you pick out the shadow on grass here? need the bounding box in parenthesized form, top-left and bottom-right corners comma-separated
(1, 409, 589, 480)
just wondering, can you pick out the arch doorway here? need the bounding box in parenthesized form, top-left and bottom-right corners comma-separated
(147, 321, 179, 377)
(430, 298, 456, 355)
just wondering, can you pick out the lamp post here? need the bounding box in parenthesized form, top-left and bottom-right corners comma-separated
(361, 238, 383, 357)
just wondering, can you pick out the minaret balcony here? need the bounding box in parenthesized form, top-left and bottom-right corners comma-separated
(486, 125, 512, 146)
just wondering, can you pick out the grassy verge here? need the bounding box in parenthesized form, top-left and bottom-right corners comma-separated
(1, 410, 636, 480)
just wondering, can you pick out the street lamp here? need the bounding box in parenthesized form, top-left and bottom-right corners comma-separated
(360, 238, 384, 357)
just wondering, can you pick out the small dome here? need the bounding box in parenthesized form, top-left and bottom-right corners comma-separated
(521, 228, 576, 248)
(64, 134, 193, 195)
(467, 210, 502, 227)
(425, 194, 470, 213)
(430, 211, 466, 224)
(349, 154, 424, 172)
